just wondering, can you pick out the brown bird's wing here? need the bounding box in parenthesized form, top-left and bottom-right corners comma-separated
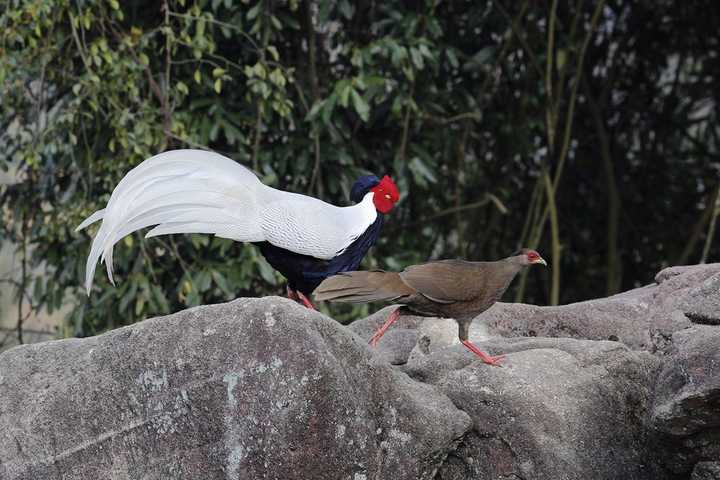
(314, 270, 415, 304)
(399, 259, 483, 303)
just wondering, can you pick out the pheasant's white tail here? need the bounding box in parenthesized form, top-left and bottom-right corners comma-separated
(76, 149, 269, 293)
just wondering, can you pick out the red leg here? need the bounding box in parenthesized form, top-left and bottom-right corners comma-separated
(286, 286, 299, 302)
(369, 308, 401, 347)
(461, 340, 505, 367)
(296, 290, 316, 310)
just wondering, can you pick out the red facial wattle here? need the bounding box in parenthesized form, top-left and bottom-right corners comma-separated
(370, 175, 400, 214)
(526, 250, 547, 265)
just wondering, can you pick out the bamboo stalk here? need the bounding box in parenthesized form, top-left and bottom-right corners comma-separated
(517, 0, 607, 303)
(677, 193, 715, 265)
(543, 169, 561, 305)
(700, 184, 720, 263)
(251, 6, 272, 172)
(306, 0, 323, 196)
(586, 79, 621, 294)
(545, 0, 559, 153)
(514, 176, 544, 302)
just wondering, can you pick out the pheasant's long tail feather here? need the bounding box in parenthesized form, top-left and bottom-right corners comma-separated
(314, 270, 413, 303)
(76, 149, 270, 294)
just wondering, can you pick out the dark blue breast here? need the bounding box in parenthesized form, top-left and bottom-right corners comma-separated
(254, 215, 385, 296)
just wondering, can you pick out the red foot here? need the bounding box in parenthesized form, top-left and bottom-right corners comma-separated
(286, 287, 315, 309)
(369, 308, 401, 347)
(296, 290, 316, 310)
(462, 340, 505, 367)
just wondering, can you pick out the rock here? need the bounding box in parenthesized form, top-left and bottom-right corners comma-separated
(652, 326, 720, 435)
(348, 306, 425, 365)
(4, 263, 720, 480)
(479, 263, 720, 352)
(692, 462, 720, 480)
(650, 326, 720, 474)
(349, 307, 490, 366)
(0, 297, 471, 480)
(404, 337, 665, 480)
(679, 272, 720, 325)
(476, 295, 658, 349)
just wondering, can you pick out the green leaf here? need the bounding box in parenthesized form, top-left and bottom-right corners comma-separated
(446, 49, 459, 69)
(408, 156, 437, 187)
(194, 69, 202, 84)
(256, 257, 277, 284)
(134, 294, 146, 316)
(390, 44, 408, 67)
(176, 81, 189, 95)
(253, 63, 267, 79)
(195, 270, 212, 291)
(306, 100, 324, 120)
(322, 92, 338, 124)
(269, 68, 286, 87)
(211, 270, 233, 297)
(410, 47, 424, 70)
(317, 0, 333, 24)
(270, 15, 282, 30)
(463, 46, 495, 72)
(337, 80, 352, 107)
(214, 78, 222, 94)
(247, 3, 261, 20)
(190, 234, 209, 249)
(351, 89, 370, 122)
(339, 0, 354, 19)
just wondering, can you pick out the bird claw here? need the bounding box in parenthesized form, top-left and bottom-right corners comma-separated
(481, 354, 505, 367)
(462, 340, 505, 367)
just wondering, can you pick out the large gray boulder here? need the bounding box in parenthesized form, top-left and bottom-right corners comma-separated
(0, 297, 470, 480)
(2, 263, 720, 480)
(404, 337, 664, 480)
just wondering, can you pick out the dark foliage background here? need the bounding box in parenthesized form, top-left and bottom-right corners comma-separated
(1, 0, 718, 338)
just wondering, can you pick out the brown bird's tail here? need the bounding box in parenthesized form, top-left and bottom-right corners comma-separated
(314, 270, 413, 304)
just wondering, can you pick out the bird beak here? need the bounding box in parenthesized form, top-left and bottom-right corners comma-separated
(533, 257, 548, 266)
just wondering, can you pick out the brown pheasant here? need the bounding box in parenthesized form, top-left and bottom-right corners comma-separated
(314, 249, 546, 366)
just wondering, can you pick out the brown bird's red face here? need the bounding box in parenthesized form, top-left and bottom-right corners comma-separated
(370, 175, 400, 214)
(524, 249, 547, 266)
(512, 248, 547, 266)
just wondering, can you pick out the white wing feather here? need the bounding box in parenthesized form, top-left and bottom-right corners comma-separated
(77, 149, 377, 293)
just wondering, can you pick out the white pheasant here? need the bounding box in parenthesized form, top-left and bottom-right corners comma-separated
(76, 149, 400, 308)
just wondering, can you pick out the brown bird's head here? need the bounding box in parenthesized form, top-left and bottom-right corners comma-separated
(509, 248, 547, 267)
